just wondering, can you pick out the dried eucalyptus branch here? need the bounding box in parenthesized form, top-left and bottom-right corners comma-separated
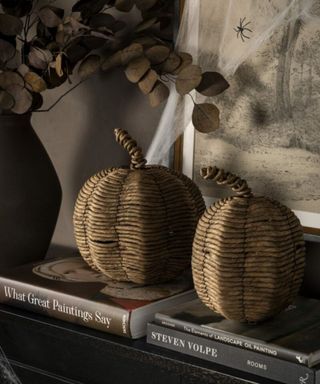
(0, 0, 229, 133)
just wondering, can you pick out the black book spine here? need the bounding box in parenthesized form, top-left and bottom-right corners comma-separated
(154, 313, 311, 366)
(147, 323, 315, 384)
(0, 277, 132, 338)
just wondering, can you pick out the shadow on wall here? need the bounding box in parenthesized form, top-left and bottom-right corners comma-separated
(73, 70, 162, 194)
(32, 70, 163, 249)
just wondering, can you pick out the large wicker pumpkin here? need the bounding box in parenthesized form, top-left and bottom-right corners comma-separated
(192, 166, 305, 323)
(74, 129, 205, 284)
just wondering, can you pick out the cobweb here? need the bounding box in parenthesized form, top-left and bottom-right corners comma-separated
(0, 346, 22, 384)
(146, 0, 317, 164)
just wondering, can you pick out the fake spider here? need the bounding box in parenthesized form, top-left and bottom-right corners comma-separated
(234, 17, 252, 42)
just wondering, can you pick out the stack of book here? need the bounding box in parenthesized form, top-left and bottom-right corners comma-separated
(0, 256, 196, 338)
(3, 255, 320, 384)
(147, 297, 320, 384)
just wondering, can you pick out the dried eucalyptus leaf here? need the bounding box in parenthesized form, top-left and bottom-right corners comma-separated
(0, 39, 16, 63)
(89, 13, 116, 29)
(90, 31, 111, 40)
(55, 53, 64, 77)
(5, 49, 20, 69)
(65, 43, 88, 64)
(1, 0, 33, 17)
(47, 41, 60, 52)
(125, 56, 150, 83)
(133, 36, 157, 47)
(145, 45, 170, 65)
(90, 29, 112, 39)
(196, 71, 230, 97)
(101, 51, 122, 72)
(138, 69, 157, 94)
(176, 64, 202, 95)
(39, 49, 53, 63)
(82, 36, 107, 50)
(0, 89, 15, 110)
(115, 0, 134, 12)
(17, 64, 30, 77)
(49, 5, 64, 18)
(63, 19, 76, 34)
(6, 85, 32, 114)
(113, 20, 126, 32)
(192, 103, 220, 133)
(173, 52, 192, 74)
(148, 81, 169, 107)
(135, 0, 158, 11)
(36, 20, 53, 40)
(72, 0, 108, 18)
(0, 14, 23, 36)
(0, 71, 24, 89)
(43, 69, 67, 89)
(135, 17, 157, 32)
(39, 7, 62, 28)
(55, 29, 65, 46)
(78, 54, 100, 79)
(24, 81, 33, 93)
(28, 47, 53, 70)
(31, 92, 44, 110)
(24, 72, 47, 93)
(161, 52, 181, 74)
(121, 43, 143, 65)
(70, 11, 81, 19)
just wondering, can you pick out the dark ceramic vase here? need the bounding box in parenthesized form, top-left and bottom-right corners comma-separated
(0, 113, 62, 269)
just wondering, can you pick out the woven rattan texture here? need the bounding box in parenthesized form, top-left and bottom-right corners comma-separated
(74, 130, 205, 284)
(192, 166, 305, 322)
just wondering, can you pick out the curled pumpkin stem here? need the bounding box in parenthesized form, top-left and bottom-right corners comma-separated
(114, 128, 147, 170)
(201, 166, 253, 198)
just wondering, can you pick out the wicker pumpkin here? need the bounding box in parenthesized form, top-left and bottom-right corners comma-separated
(73, 129, 205, 284)
(192, 165, 305, 323)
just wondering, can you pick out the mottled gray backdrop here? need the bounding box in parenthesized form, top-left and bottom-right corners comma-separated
(194, 12, 320, 214)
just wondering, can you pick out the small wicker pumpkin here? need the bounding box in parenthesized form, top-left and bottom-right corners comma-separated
(192, 165, 305, 323)
(73, 129, 205, 284)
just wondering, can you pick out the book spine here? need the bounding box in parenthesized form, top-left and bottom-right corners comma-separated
(0, 277, 132, 338)
(147, 323, 315, 384)
(155, 313, 311, 367)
